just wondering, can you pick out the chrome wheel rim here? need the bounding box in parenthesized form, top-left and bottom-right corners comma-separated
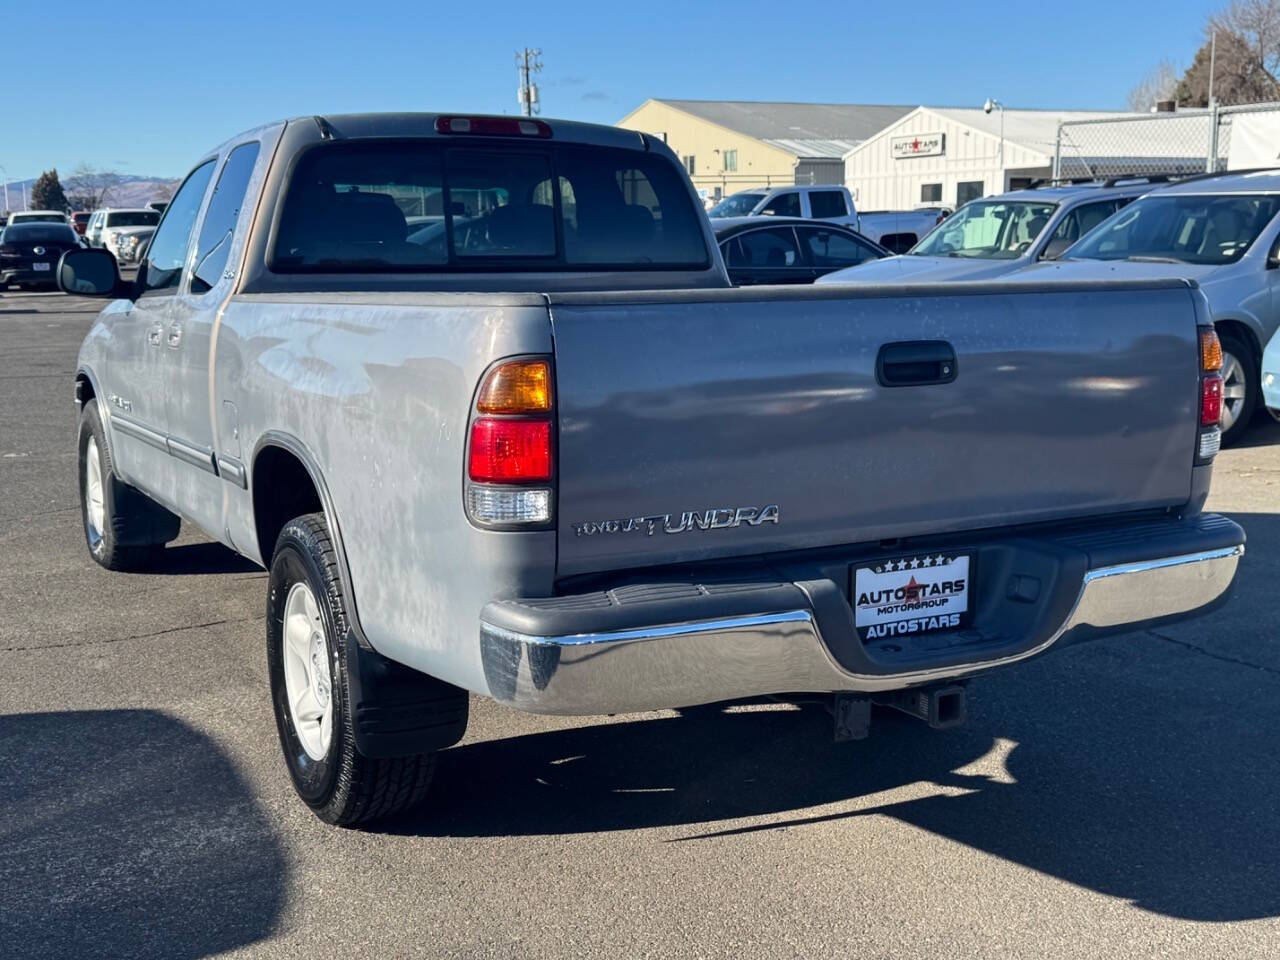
(282, 581, 333, 761)
(1220, 350, 1247, 433)
(84, 435, 104, 549)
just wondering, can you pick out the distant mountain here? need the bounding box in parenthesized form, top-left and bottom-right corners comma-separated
(2, 173, 180, 213)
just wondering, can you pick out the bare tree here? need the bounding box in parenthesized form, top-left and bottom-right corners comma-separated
(1127, 60, 1181, 111)
(67, 164, 126, 209)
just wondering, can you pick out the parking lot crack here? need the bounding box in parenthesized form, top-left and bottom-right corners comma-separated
(3, 614, 266, 653)
(1147, 629, 1280, 678)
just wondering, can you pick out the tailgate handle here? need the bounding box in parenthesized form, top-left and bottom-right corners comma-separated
(876, 340, 957, 387)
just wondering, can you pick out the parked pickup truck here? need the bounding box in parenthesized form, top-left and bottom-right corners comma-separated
(62, 113, 1245, 827)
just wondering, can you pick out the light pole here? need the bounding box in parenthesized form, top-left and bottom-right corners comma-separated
(0, 164, 9, 213)
(984, 98, 1006, 187)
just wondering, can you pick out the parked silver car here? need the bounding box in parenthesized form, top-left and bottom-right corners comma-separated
(816, 177, 1166, 285)
(1019, 169, 1280, 444)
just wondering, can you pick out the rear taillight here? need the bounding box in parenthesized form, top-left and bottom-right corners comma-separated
(1197, 326, 1223, 461)
(1201, 375, 1223, 426)
(468, 419, 551, 481)
(465, 358, 554, 526)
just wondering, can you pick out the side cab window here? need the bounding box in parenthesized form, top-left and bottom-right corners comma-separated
(141, 160, 216, 296)
(760, 192, 801, 217)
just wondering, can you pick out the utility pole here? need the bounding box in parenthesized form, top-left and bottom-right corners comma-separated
(516, 47, 542, 117)
(1207, 31, 1220, 173)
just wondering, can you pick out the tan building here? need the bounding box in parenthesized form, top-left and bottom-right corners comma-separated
(618, 99, 913, 201)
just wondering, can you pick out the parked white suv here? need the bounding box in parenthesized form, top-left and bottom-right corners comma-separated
(86, 208, 161, 256)
(7, 210, 70, 225)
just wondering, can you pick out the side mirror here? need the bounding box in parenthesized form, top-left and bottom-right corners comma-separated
(57, 248, 124, 298)
(1268, 237, 1280, 269)
(1041, 237, 1073, 261)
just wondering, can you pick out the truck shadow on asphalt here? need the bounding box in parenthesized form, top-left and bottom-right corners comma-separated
(0, 709, 286, 959)
(130, 541, 262, 577)
(402, 510, 1280, 923)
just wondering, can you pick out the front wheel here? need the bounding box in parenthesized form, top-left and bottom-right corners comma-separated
(266, 513, 437, 826)
(1218, 332, 1258, 446)
(78, 401, 180, 570)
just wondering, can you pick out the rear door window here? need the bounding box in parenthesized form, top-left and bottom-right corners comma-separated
(800, 227, 879, 267)
(272, 140, 708, 272)
(726, 227, 802, 268)
(191, 141, 261, 293)
(808, 191, 848, 218)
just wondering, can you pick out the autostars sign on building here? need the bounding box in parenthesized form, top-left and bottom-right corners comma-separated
(891, 132, 946, 159)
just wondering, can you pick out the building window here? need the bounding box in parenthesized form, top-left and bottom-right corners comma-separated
(920, 183, 942, 203)
(682, 155, 696, 176)
(723, 149, 738, 172)
(957, 181, 984, 206)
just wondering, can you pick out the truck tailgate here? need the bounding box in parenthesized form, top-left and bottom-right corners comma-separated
(548, 281, 1200, 577)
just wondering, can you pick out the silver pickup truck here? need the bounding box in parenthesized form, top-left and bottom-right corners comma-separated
(61, 113, 1245, 827)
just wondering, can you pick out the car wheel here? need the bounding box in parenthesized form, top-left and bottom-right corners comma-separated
(267, 513, 437, 826)
(1218, 332, 1257, 446)
(78, 401, 181, 570)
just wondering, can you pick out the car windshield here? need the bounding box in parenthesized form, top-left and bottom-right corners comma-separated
(1, 224, 77, 243)
(910, 200, 1057, 259)
(1065, 193, 1280, 265)
(13, 214, 66, 223)
(106, 211, 160, 227)
(707, 192, 764, 217)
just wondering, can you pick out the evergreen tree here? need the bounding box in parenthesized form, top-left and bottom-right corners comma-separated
(30, 169, 69, 212)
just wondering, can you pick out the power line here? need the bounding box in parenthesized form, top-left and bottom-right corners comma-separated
(516, 47, 542, 117)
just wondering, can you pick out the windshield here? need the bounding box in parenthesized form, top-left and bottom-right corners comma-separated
(1065, 193, 1280, 265)
(707, 192, 764, 218)
(2, 224, 77, 243)
(106, 211, 160, 227)
(910, 200, 1057, 259)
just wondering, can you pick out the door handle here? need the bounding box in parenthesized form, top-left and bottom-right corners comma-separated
(166, 323, 182, 348)
(147, 323, 163, 346)
(876, 340, 957, 387)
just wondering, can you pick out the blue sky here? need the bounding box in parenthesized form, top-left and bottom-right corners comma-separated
(4, 0, 1213, 181)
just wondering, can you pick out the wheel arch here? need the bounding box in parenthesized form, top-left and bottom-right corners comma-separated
(75, 365, 104, 416)
(1214, 317, 1261, 365)
(250, 432, 372, 650)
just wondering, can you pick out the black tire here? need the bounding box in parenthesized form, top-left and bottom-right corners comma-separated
(1218, 330, 1258, 447)
(266, 513, 436, 827)
(77, 402, 181, 570)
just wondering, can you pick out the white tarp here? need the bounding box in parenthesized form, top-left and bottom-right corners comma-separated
(1228, 113, 1280, 168)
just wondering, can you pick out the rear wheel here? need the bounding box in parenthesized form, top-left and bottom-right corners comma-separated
(1218, 332, 1258, 446)
(267, 513, 437, 826)
(78, 402, 180, 570)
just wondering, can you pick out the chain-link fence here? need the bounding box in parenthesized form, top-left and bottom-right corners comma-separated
(1054, 102, 1280, 181)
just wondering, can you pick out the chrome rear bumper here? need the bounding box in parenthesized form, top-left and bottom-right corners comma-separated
(480, 542, 1243, 716)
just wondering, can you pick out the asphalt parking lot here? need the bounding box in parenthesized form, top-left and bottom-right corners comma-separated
(3, 288, 1279, 960)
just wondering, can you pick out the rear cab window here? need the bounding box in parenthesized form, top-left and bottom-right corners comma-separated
(808, 191, 848, 218)
(271, 140, 709, 272)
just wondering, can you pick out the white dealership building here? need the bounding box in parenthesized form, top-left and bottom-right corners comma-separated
(843, 106, 1133, 211)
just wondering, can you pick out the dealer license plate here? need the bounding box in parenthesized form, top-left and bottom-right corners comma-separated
(33, 262, 50, 272)
(852, 554, 971, 640)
